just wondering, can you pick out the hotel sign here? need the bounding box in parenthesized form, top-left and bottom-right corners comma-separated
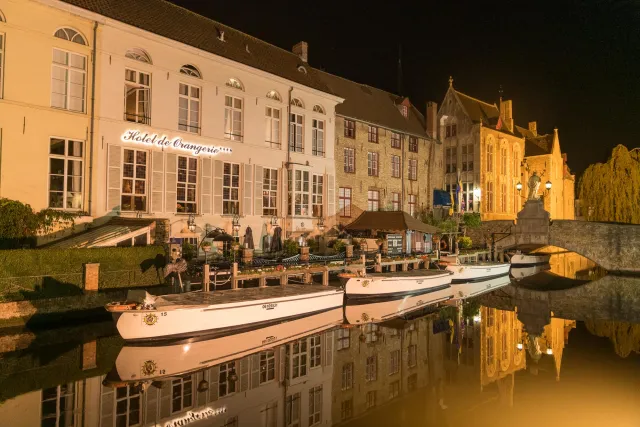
(122, 130, 232, 156)
(162, 407, 227, 427)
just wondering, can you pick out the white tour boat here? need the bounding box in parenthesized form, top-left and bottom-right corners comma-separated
(510, 252, 551, 266)
(344, 286, 453, 325)
(105, 285, 344, 342)
(338, 270, 453, 300)
(445, 261, 511, 283)
(510, 263, 551, 279)
(451, 274, 512, 300)
(109, 307, 344, 383)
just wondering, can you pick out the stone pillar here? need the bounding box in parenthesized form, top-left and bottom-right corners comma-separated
(242, 248, 254, 265)
(82, 340, 97, 370)
(259, 276, 267, 288)
(202, 264, 210, 292)
(154, 219, 171, 244)
(375, 253, 382, 273)
(345, 244, 353, 259)
(402, 262, 408, 272)
(390, 263, 396, 272)
(322, 267, 329, 286)
(280, 274, 288, 286)
(83, 263, 99, 292)
(232, 263, 238, 289)
(304, 271, 312, 284)
(300, 246, 310, 263)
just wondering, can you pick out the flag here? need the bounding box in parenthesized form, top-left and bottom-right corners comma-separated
(496, 116, 503, 130)
(455, 174, 462, 212)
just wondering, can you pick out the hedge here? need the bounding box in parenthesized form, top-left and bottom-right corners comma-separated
(0, 246, 166, 301)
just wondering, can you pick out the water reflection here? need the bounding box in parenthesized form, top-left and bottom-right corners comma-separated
(1, 269, 640, 427)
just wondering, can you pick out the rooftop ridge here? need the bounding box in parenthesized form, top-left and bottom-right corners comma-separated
(455, 90, 498, 109)
(315, 68, 402, 99)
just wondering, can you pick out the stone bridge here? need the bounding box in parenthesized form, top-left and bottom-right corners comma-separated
(492, 200, 640, 273)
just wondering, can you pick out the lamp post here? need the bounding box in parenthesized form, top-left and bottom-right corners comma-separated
(187, 214, 196, 233)
(545, 180, 552, 191)
(516, 182, 523, 192)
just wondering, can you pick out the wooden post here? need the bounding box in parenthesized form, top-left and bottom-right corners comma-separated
(202, 264, 210, 292)
(390, 263, 396, 272)
(242, 248, 254, 265)
(375, 253, 382, 273)
(360, 254, 366, 275)
(402, 261, 408, 272)
(322, 266, 329, 286)
(345, 244, 354, 259)
(232, 262, 238, 289)
(300, 246, 310, 263)
(280, 273, 287, 286)
(83, 263, 99, 293)
(259, 275, 267, 288)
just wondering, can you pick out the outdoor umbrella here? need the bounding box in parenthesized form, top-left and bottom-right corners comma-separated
(270, 226, 283, 252)
(244, 226, 255, 249)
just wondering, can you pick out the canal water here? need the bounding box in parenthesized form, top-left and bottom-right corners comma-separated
(0, 251, 639, 427)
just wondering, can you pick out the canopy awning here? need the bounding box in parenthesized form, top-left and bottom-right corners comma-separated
(45, 218, 155, 248)
(345, 211, 440, 234)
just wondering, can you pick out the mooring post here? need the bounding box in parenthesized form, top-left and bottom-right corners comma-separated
(232, 262, 238, 289)
(202, 264, 210, 292)
(322, 266, 329, 286)
(280, 273, 287, 286)
(375, 253, 382, 273)
(402, 261, 408, 272)
(360, 254, 366, 275)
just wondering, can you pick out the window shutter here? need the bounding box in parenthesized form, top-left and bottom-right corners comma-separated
(239, 357, 249, 392)
(250, 353, 260, 389)
(145, 381, 159, 424)
(327, 174, 335, 218)
(242, 163, 252, 216)
(254, 165, 263, 216)
(107, 145, 122, 213)
(159, 380, 172, 419)
(100, 382, 114, 426)
(165, 153, 177, 213)
(278, 345, 287, 383)
(213, 160, 223, 215)
(150, 151, 164, 213)
(324, 331, 333, 367)
(201, 158, 212, 215)
(208, 366, 219, 403)
(280, 166, 287, 217)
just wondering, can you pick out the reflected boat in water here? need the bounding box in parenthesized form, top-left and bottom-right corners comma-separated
(451, 275, 512, 299)
(510, 262, 551, 279)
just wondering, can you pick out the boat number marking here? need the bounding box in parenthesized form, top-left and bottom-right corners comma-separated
(262, 303, 277, 310)
(161, 312, 167, 316)
(361, 280, 370, 288)
(143, 313, 158, 326)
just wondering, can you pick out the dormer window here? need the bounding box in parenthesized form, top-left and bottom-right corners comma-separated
(399, 105, 408, 118)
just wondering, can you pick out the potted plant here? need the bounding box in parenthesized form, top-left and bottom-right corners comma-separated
(201, 240, 212, 253)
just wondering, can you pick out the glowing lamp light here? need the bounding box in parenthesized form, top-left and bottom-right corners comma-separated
(232, 214, 241, 234)
(516, 343, 523, 350)
(183, 344, 191, 353)
(473, 188, 482, 199)
(546, 348, 553, 355)
(545, 180, 552, 190)
(516, 182, 523, 191)
(187, 214, 196, 233)
(473, 315, 481, 323)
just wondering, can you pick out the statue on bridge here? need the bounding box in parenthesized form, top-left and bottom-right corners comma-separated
(527, 171, 542, 200)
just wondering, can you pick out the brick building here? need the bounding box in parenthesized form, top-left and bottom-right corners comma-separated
(316, 71, 443, 226)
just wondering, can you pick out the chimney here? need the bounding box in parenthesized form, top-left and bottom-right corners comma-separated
(426, 101, 438, 139)
(292, 41, 308, 63)
(528, 121, 537, 136)
(499, 99, 514, 132)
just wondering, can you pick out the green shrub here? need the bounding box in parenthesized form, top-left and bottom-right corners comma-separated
(333, 240, 347, 253)
(458, 236, 472, 249)
(181, 242, 196, 261)
(306, 238, 319, 253)
(0, 246, 165, 301)
(462, 212, 482, 228)
(282, 239, 299, 256)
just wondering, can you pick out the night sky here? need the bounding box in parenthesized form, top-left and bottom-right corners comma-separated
(169, 0, 639, 177)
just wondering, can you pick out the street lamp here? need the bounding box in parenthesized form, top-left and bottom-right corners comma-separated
(545, 180, 552, 191)
(516, 182, 523, 192)
(187, 214, 196, 233)
(473, 187, 481, 212)
(516, 343, 523, 350)
(232, 214, 241, 238)
(317, 217, 325, 232)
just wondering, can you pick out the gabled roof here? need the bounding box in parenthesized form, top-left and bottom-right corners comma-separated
(515, 126, 554, 156)
(345, 211, 440, 234)
(455, 90, 500, 124)
(61, 0, 333, 95)
(316, 70, 429, 138)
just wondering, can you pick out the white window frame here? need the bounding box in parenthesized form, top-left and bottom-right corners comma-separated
(224, 95, 243, 141)
(408, 159, 417, 180)
(367, 190, 379, 212)
(219, 362, 236, 397)
(389, 350, 400, 375)
(114, 385, 142, 427)
(339, 187, 352, 218)
(265, 106, 281, 147)
(337, 328, 350, 350)
(177, 155, 198, 213)
(312, 119, 324, 156)
(48, 137, 83, 210)
(341, 363, 353, 390)
(291, 338, 308, 379)
(308, 386, 322, 426)
(51, 48, 86, 113)
(408, 194, 417, 216)
(392, 192, 400, 211)
(289, 113, 304, 153)
(0, 32, 4, 99)
(171, 376, 193, 414)
(262, 168, 278, 216)
(391, 132, 401, 148)
(290, 170, 310, 216)
(124, 68, 151, 124)
(178, 82, 200, 134)
(365, 356, 377, 382)
(367, 152, 379, 176)
(286, 393, 301, 427)
(309, 335, 322, 368)
(121, 148, 148, 212)
(343, 148, 355, 173)
(312, 174, 323, 218)
(260, 350, 276, 384)
(391, 155, 400, 178)
(223, 162, 240, 215)
(41, 383, 76, 427)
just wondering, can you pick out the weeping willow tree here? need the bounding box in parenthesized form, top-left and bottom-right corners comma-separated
(584, 319, 640, 358)
(579, 145, 640, 224)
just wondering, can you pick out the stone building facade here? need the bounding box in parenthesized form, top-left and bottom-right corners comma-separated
(317, 71, 443, 227)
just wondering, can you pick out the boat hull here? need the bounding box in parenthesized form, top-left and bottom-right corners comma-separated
(511, 263, 551, 279)
(510, 253, 551, 266)
(111, 307, 344, 383)
(344, 287, 453, 325)
(111, 288, 344, 342)
(344, 272, 452, 300)
(450, 275, 512, 299)
(446, 263, 511, 283)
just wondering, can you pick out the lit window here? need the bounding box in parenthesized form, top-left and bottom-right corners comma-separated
(223, 162, 240, 214)
(399, 105, 408, 117)
(391, 155, 400, 178)
(124, 68, 150, 124)
(312, 119, 324, 156)
(486, 181, 494, 212)
(178, 83, 200, 133)
(180, 64, 201, 78)
(54, 27, 87, 45)
(312, 175, 323, 218)
(343, 148, 355, 173)
(391, 132, 401, 148)
(501, 148, 508, 176)
(48, 138, 83, 210)
(226, 78, 243, 90)
(290, 170, 310, 216)
(265, 107, 281, 147)
(121, 149, 147, 212)
(367, 152, 379, 176)
(177, 156, 197, 213)
(367, 190, 379, 211)
(52, 48, 86, 112)
(289, 113, 303, 152)
(0, 33, 4, 98)
(501, 183, 507, 213)
(339, 187, 352, 217)
(408, 159, 417, 180)
(487, 142, 494, 172)
(224, 95, 243, 141)
(262, 168, 278, 216)
(125, 48, 152, 64)
(260, 350, 276, 384)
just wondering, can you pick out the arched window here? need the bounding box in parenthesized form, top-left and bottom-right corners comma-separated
(226, 78, 243, 91)
(266, 90, 281, 102)
(125, 48, 152, 64)
(290, 98, 304, 108)
(180, 64, 201, 78)
(54, 27, 87, 46)
(513, 148, 520, 178)
(312, 105, 325, 114)
(486, 141, 494, 172)
(500, 147, 508, 176)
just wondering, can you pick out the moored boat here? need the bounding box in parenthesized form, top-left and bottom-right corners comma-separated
(344, 286, 453, 325)
(450, 274, 512, 299)
(109, 307, 344, 383)
(510, 252, 551, 266)
(339, 270, 452, 300)
(510, 262, 551, 279)
(105, 284, 344, 342)
(445, 262, 510, 283)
